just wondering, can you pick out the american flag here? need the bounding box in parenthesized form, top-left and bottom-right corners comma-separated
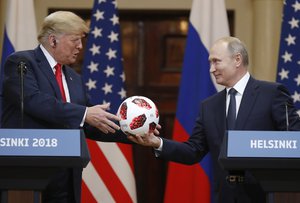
(277, 0, 300, 114)
(81, 0, 137, 202)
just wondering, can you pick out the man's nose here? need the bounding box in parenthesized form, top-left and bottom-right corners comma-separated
(210, 64, 216, 73)
(77, 40, 83, 49)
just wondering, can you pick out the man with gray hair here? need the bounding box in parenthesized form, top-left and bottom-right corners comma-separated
(1, 11, 131, 203)
(128, 37, 300, 202)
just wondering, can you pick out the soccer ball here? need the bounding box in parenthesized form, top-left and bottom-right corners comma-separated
(117, 96, 159, 135)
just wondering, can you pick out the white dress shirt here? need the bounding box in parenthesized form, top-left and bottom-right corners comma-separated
(40, 44, 86, 126)
(40, 45, 71, 102)
(226, 72, 250, 117)
(156, 72, 251, 153)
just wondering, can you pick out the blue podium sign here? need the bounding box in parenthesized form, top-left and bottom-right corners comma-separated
(227, 131, 300, 158)
(0, 129, 81, 156)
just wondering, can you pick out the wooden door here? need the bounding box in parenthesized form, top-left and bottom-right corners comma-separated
(120, 11, 188, 203)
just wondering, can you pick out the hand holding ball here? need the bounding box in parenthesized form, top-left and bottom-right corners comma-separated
(117, 96, 159, 135)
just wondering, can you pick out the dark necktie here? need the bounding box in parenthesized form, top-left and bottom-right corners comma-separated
(55, 63, 66, 102)
(227, 88, 237, 130)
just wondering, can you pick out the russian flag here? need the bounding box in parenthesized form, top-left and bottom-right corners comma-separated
(1, 0, 37, 67)
(164, 0, 229, 202)
(0, 0, 37, 124)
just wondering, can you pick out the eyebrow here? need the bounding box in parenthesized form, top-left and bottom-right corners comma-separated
(208, 57, 220, 61)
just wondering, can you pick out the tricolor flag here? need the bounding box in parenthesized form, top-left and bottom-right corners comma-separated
(81, 0, 137, 202)
(277, 0, 300, 114)
(164, 0, 229, 202)
(0, 0, 37, 124)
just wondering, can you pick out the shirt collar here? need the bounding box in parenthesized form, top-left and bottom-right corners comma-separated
(40, 44, 58, 70)
(226, 72, 250, 95)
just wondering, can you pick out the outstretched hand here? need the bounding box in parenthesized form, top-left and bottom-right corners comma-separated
(85, 103, 121, 134)
(127, 124, 162, 148)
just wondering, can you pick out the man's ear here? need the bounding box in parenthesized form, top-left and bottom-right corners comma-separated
(235, 53, 242, 67)
(49, 35, 56, 48)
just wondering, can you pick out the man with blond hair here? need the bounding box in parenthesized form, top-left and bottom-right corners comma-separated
(1, 11, 130, 203)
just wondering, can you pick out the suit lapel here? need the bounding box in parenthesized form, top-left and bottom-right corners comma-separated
(34, 47, 64, 100)
(235, 77, 259, 129)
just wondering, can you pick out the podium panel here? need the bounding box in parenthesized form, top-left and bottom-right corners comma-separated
(0, 129, 90, 190)
(219, 131, 300, 192)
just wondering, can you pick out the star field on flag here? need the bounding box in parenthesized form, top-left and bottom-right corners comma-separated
(82, 0, 126, 109)
(277, 0, 300, 114)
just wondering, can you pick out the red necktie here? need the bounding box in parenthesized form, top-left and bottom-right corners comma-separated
(55, 63, 66, 102)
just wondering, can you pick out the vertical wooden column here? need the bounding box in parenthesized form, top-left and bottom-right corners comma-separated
(251, 0, 282, 81)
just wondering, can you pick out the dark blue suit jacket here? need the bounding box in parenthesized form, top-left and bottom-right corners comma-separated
(159, 77, 300, 203)
(1, 46, 129, 203)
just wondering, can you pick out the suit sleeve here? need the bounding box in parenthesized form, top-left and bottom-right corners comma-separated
(84, 125, 133, 144)
(159, 108, 209, 165)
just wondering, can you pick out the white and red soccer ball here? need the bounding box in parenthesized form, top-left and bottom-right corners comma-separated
(117, 96, 159, 135)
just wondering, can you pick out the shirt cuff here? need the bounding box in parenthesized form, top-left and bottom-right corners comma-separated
(80, 107, 88, 127)
(154, 137, 163, 157)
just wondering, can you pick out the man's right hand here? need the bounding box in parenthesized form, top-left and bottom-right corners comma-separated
(127, 125, 162, 148)
(85, 103, 120, 134)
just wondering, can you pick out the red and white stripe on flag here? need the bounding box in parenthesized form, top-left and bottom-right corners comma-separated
(82, 141, 136, 202)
